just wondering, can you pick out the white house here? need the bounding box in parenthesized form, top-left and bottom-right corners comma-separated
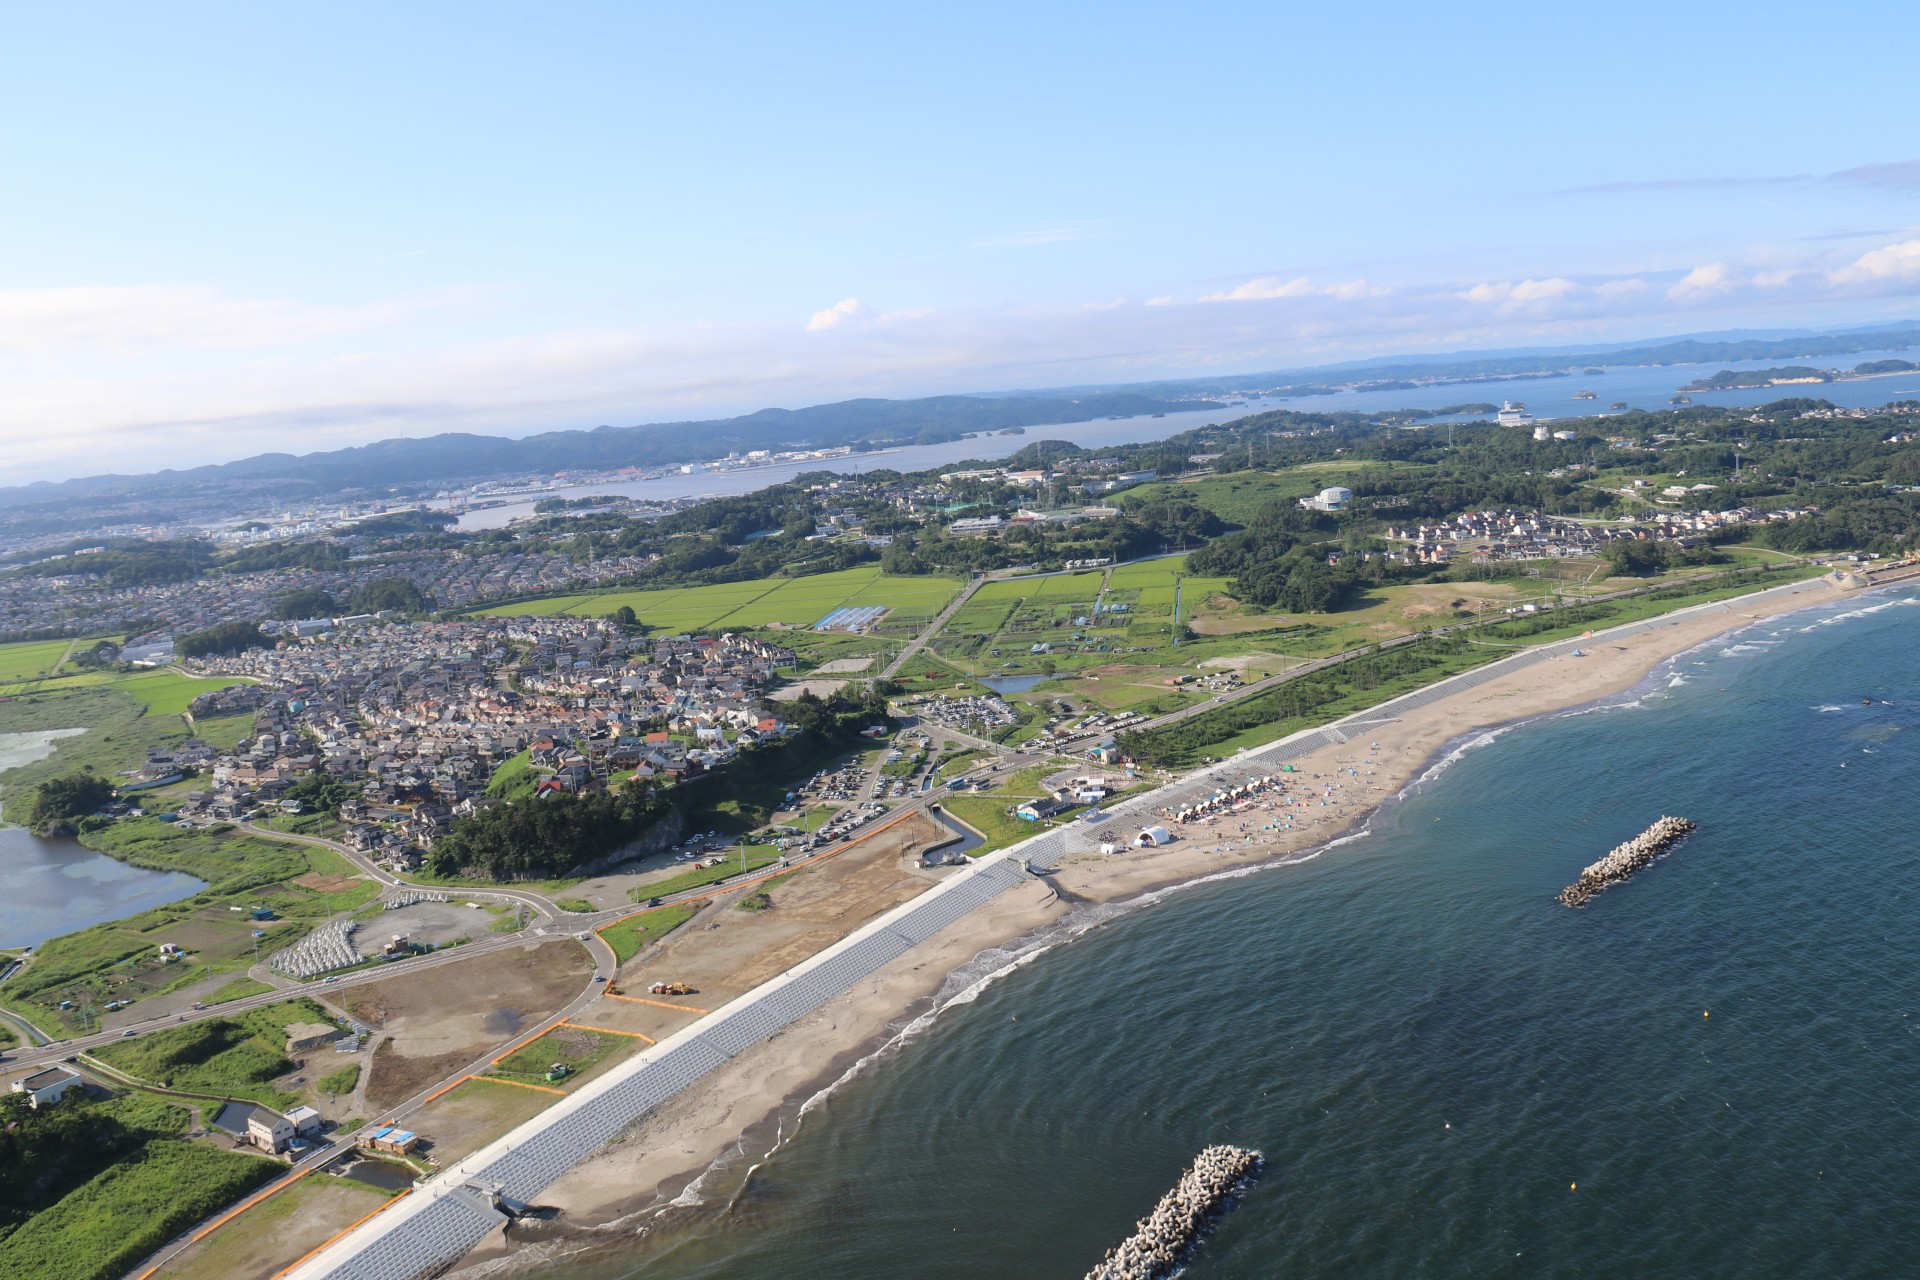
(248, 1111, 296, 1153)
(10, 1066, 83, 1108)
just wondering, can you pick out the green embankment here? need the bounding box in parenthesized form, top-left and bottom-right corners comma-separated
(0, 1093, 279, 1280)
(93, 998, 337, 1109)
(317, 1064, 361, 1096)
(601, 903, 699, 965)
(489, 1025, 629, 1085)
(485, 749, 539, 801)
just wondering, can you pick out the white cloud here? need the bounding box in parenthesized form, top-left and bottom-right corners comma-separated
(1202, 276, 1317, 302)
(0, 284, 463, 353)
(1145, 295, 1175, 307)
(1323, 279, 1388, 301)
(1667, 263, 1735, 298)
(805, 297, 869, 332)
(1832, 238, 1920, 283)
(1462, 277, 1578, 305)
(1594, 278, 1649, 298)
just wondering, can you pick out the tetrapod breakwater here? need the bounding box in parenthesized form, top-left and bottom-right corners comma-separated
(1558, 816, 1698, 907)
(1083, 1145, 1262, 1280)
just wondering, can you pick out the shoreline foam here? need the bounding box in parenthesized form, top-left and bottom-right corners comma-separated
(451, 574, 1883, 1275)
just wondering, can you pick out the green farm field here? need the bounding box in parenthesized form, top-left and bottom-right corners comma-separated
(477, 567, 960, 633)
(0, 638, 76, 681)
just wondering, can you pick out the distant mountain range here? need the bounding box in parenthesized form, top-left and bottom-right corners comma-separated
(0, 393, 1184, 508)
(8, 320, 1917, 509)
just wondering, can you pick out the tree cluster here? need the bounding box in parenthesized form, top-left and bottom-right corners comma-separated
(426, 780, 672, 880)
(346, 576, 429, 614)
(27, 772, 116, 834)
(177, 620, 270, 659)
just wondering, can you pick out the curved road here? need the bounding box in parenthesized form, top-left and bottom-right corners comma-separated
(0, 753, 1047, 1078)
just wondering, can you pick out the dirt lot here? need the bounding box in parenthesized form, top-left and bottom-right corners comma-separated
(603, 810, 948, 1040)
(1187, 613, 1298, 635)
(345, 940, 591, 1109)
(772, 678, 847, 701)
(353, 901, 488, 956)
(403, 1075, 559, 1164)
(293, 872, 361, 892)
(153, 1174, 396, 1280)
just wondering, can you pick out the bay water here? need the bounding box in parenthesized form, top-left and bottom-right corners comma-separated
(540, 586, 1920, 1279)
(455, 347, 1920, 530)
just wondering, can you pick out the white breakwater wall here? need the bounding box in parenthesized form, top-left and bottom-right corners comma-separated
(1558, 816, 1697, 907)
(1084, 1145, 1262, 1280)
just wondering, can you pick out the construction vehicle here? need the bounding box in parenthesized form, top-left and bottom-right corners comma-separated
(544, 1062, 572, 1082)
(649, 981, 696, 996)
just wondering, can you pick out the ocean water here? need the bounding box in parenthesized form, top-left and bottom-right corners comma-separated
(538, 588, 1920, 1280)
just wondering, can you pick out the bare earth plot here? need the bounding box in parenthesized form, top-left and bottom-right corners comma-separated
(599, 809, 953, 1042)
(153, 1174, 396, 1280)
(344, 941, 591, 1110)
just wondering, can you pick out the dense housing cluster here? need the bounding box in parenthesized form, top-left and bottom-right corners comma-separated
(176, 619, 795, 867)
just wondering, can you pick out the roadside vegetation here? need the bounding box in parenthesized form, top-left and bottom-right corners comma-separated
(600, 902, 700, 964)
(93, 997, 338, 1108)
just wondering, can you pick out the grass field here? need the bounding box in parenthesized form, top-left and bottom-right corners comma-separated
(601, 902, 699, 965)
(489, 1024, 632, 1087)
(0, 661, 244, 708)
(94, 997, 337, 1108)
(0, 638, 75, 681)
(1116, 463, 1429, 525)
(476, 566, 962, 634)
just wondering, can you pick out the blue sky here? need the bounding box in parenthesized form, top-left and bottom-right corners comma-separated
(3, 1, 1917, 481)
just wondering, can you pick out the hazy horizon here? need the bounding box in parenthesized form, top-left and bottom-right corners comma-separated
(3, 2, 1917, 483)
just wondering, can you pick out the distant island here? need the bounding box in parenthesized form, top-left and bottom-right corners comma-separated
(1679, 358, 1917, 392)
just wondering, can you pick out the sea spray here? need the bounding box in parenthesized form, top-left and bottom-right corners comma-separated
(1083, 1145, 1262, 1280)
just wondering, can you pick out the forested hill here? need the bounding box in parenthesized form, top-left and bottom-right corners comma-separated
(0, 391, 1184, 507)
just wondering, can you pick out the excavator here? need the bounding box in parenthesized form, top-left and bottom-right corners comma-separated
(649, 981, 696, 996)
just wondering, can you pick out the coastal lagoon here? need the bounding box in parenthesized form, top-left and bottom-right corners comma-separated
(543, 588, 1920, 1279)
(0, 730, 205, 949)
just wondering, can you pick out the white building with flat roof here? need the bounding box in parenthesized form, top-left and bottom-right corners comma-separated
(11, 1067, 83, 1108)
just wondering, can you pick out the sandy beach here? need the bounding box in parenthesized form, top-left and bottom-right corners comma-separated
(456, 575, 1854, 1274)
